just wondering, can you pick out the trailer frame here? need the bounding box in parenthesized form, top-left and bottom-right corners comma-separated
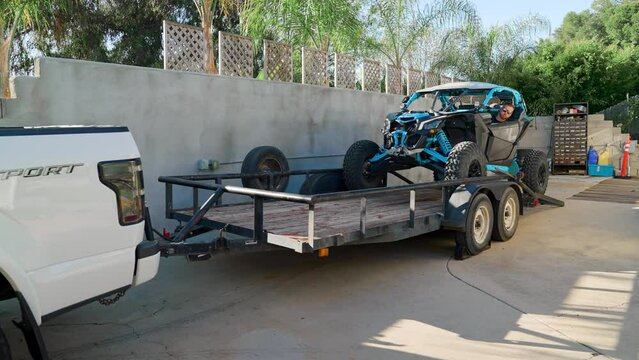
(154, 168, 564, 259)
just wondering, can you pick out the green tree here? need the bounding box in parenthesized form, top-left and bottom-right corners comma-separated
(434, 14, 550, 83)
(507, 41, 639, 115)
(31, 0, 199, 69)
(365, 0, 478, 69)
(1, 0, 57, 97)
(555, 0, 639, 47)
(240, 0, 364, 53)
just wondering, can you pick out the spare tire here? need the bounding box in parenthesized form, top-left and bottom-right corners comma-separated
(520, 150, 548, 194)
(444, 141, 487, 180)
(300, 172, 346, 195)
(241, 146, 289, 191)
(343, 140, 386, 190)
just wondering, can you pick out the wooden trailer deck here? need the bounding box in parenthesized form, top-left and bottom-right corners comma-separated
(176, 188, 444, 253)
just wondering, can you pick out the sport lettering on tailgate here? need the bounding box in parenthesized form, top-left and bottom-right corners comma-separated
(0, 164, 84, 180)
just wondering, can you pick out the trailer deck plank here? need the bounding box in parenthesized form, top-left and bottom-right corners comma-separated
(176, 188, 443, 241)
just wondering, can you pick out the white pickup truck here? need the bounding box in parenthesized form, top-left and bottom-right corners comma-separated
(0, 126, 160, 359)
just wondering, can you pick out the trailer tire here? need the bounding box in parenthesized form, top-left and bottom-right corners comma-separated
(455, 193, 493, 259)
(241, 146, 290, 191)
(444, 141, 486, 181)
(520, 150, 548, 195)
(300, 173, 346, 195)
(0, 325, 11, 360)
(492, 187, 519, 241)
(343, 140, 386, 190)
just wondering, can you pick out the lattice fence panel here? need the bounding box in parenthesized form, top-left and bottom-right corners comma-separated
(163, 20, 206, 72)
(385, 64, 402, 95)
(440, 75, 453, 84)
(362, 59, 381, 92)
(334, 53, 356, 89)
(218, 31, 254, 78)
(425, 71, 439, 87)
(263, 40, 292, 82)
(407, 68, 423, 94)
(302, 47, 328, 86)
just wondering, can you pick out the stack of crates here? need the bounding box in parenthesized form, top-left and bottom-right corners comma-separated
(552, 102, 588, 175)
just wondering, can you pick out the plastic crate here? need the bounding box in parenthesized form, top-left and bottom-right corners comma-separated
(588, 164, 614, 177)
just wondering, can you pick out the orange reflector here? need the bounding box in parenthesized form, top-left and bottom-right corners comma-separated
(429, 129, 436, 135)
(318, 248, 329, 257)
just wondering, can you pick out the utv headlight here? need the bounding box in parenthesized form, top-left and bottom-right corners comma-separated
(419, 119, 442, 131)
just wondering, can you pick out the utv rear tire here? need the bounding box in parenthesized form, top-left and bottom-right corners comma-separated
(492, 187, 520, 241)
(520, 150, 548, 194)
(343, 140, 386, 190)
(300, 173, 346, 195)
(241, 146, 290, 191)
(444, 141, 487, 180)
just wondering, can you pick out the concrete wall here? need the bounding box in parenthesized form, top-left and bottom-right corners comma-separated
(0, 58, 552, 227)
(1, 58, 405, 227)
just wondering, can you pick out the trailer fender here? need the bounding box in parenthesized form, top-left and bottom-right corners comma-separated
(442, 182, 523, 231)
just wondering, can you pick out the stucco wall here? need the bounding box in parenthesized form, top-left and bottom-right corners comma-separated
(1, 58, 551, 227)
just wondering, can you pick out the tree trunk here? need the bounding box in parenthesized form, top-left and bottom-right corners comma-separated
(201, 3, 217, 74)
(0, 39, 10, 98)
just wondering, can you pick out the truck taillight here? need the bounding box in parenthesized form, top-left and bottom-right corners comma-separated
(98, 158, 144, 226)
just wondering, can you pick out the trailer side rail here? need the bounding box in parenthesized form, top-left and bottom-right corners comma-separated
(158, 170, 512, 253)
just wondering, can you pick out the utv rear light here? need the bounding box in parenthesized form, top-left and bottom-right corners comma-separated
(98, 158, 144, 226)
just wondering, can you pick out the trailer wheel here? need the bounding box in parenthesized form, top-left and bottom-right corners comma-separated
(492, 187, 520, 241)
(241, 146, 290, 191)
(300, 173, 346, 195)
(520, 150, 548, 194)
(455, 193, 493, 259)
(444, 141, 486, 180)
(0, 325, 11, 360)
(343, 140, 386, 190)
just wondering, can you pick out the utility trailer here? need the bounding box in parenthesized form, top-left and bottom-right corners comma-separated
(156, 169, 564, 260)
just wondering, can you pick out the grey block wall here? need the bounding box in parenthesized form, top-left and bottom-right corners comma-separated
(1, 58, 405, 227)
(1, 58, 552, 228)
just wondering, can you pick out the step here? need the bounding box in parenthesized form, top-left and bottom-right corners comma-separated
(588, 119, 612, 132)
(588, 128, 614, 146)
(588, 114, 605, 122)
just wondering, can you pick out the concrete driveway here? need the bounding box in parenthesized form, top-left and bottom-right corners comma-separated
(5, 176, 639, 359)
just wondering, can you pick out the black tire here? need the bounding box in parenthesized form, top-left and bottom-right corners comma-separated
(241, 146, 289, 191)
(300, 173, 346, 195)
(433, 170, 445, 181)
(455, 193, 493, 258)
(492, 187, 520, 241)
(444, 141, 487, 180)
(343, 140, 386, 190)
(0, 324, 11, 360)
(520, 150, 548, 194)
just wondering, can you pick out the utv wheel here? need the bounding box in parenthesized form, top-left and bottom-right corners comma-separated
(241, 146, 290, 191)
(520, 150, 548, 194)
(492, 187, 520, 241)
(455, 193, 493, 258)
(300, 172, 346, 195)
(343, 140, 386, 190)
(444, 141, 487, 180)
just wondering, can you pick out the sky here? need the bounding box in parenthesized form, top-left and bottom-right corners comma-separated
(470, 0, 594, 37)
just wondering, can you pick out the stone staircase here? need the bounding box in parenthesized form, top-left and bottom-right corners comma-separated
(587, 113, 630, 169)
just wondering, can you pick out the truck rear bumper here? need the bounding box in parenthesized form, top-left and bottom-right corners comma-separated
(133, 240, 160, 287)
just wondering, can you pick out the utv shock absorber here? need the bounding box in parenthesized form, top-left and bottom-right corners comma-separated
(435, 130, 452, 155)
